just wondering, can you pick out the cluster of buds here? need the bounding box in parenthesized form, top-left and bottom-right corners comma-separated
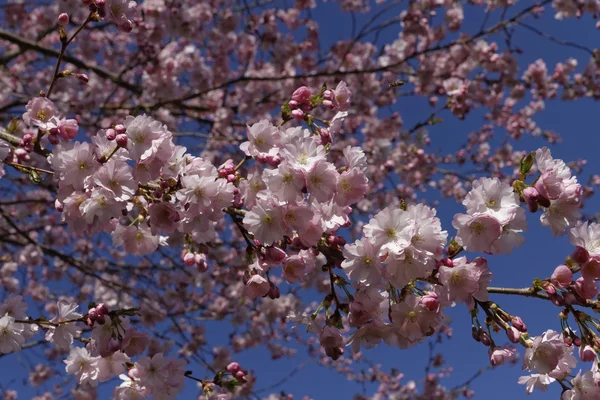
(19, 133, 34, 153)
(226, 362, 249, 384)
(105, 124, 127, 147)
(86, 303, 109, 326)
(288, 86, 314, 121)
(255, 153, 281, 167)
(182, 250, 208, 272)
(218, 159, 240, 183)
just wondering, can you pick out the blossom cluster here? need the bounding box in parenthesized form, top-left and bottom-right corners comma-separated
(0, 295, 185, 399)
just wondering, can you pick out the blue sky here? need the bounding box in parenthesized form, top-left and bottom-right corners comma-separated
(2, 1, 600, 399)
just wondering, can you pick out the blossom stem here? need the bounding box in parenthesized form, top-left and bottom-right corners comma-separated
(47, 12, 93, 98)
(5, 161, 54, 175)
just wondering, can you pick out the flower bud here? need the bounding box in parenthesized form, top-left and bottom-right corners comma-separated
(96, 303, 109, 316)
(183, 252, 195, 266)
(288, 100, 298, 109)
(58, 119, 79, 140)
(266, 246, 287, 264)
(106, 128, 116, 141)
(291, 86, 312, 104)
(579, 344, 596, 362)
(441, 258, 454, 268)
(115, 133, 128, 147)
(511, 316, 527, 332)
(226, 362, 241, 374)
(420, 295, 439, 312)
(571, 246, 590, 265)
(479, 330, 492, 346)
(551, 265, 573, 289)
(58, 13, 69, 26)
(472, 326, 480, 342)
(507, 327, 521, 344)
(76, 73, 89, 83)
(88, 309, 99, 321)
(114, 124, 126, 134)
(291, 109, 304, 121)
(235, 370, 247, 383)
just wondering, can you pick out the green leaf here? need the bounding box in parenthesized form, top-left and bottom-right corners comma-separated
(520, 152, 535, 176)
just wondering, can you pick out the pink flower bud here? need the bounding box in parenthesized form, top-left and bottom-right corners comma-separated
(551, 265, 573, 289)
(114, 124, 126, 134)
(572, 246, 590, 265)
(266, 155, 281, 167)
(106, 128, 116, 141)
(226, 362, 241, 374)
(183, 252, 195, 266)
(266, 246, 287, 264)
(420, 295, 439, 312)
(245, 275, 270, 298)
(574, 337, 582, 347)
(88, 309, 99, 321)
(76, 74, 89, 83)
(235, 370, 247, 383)
(119, 20, 134, 33)
(96, 303, 108, 315)
(507, 327, 521, 343)
(55, 199, 64, 212)
(57, 13, 69, 26)
(58, 119, 79, 140)
(291, 109, 304, 121)
(564, 336, 573, 346)
(579, 344, 596, 362)
(322, 99, 334, 109)
(441, 258, 454, 268)
(511, 316, 527, 332)
(479, 330, 492, 346)
(288, 100, 299, 109)
(323, 90, 333, 100)
(115, 133, 128, 147)
(543, 283, 556, 295)
(291, 86, 312, 104)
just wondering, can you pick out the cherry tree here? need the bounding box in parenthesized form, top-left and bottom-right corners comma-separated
(1, 0, 600, 399)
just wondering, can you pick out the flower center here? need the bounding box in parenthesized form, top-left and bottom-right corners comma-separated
(36, 110, 47, 121)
